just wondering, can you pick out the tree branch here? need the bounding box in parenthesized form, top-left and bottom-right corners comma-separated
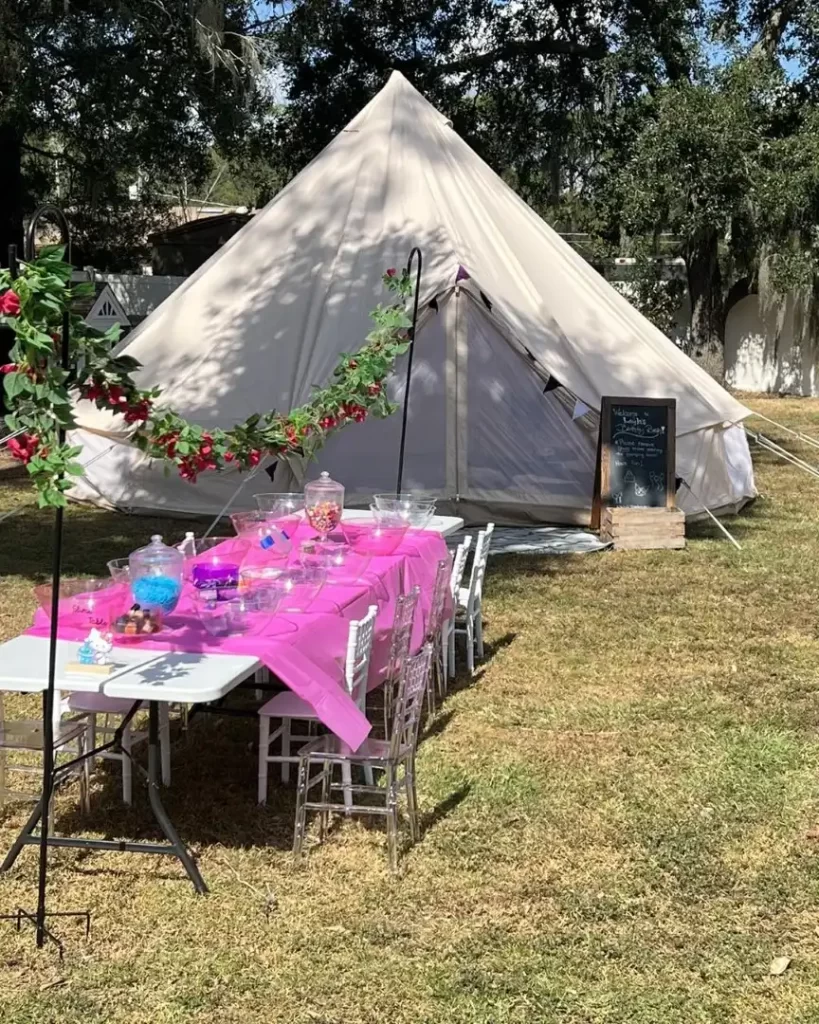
(20, 142, 82, 171)
(752, 0, 800, 58)
(397, 36, 607, 76)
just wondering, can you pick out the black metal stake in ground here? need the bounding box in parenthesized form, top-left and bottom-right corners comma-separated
(27, 206, 72, 948)
(395, 247, 423, 496)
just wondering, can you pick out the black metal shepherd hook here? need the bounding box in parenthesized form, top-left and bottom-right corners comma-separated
(395, 247, 423, 495)
(4, 205, 85, 950)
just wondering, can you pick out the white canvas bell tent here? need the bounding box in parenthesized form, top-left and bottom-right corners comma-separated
(70, 71, 756, 525)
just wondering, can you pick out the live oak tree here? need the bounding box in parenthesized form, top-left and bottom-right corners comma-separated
(0, 0, 272, 268)
(269, 0, 702, 204)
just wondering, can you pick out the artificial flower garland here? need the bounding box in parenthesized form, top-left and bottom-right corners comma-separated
(0, 247, 413, 507)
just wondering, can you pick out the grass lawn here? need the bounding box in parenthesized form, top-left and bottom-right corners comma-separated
(2, 396, 819, 1023)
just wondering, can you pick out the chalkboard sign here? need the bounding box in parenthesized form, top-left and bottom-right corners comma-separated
(596, 397, 676, 515)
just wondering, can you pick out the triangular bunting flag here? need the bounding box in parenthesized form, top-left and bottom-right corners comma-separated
(572, 399, 591, 420)
(543, 376, 562, 394)
(428, 296, 439, 313)
(455, 265, 470, 282)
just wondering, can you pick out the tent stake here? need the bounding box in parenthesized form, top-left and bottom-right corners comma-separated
(679, 481, 742, 551)
(396, 246, 423, 495)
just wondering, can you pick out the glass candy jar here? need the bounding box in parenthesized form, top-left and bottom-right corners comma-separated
(129, 534, 184, 615)
(304, 471, 344, 541)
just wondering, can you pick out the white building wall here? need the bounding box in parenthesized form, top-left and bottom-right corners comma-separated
(725, 294, 819, 396)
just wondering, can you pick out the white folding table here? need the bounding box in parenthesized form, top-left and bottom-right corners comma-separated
(0, 636, 259, 893)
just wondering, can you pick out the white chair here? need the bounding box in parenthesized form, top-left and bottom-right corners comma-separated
(257, 605, 378, 801)
(293, 644, 434, 873)
(443, 536, 472, 685)
(453, 523, 494, 675)
(381, 586, 421, 739)
(67, 694, 171, 805)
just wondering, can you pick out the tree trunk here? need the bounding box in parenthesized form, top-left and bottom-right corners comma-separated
(685, 231, 725, 379)
(753, 1, 799, 58)
(0, 122, 24, 266)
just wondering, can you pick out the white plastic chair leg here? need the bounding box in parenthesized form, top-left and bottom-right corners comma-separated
(121, 721, 133, 805)
(159, 704, 171, 787)
(341, 761, 353, 812)
(281, 717, 291, 783)
(254, 666, 266, 702)
(258, 715, 270, 805)
(466, 621, 475, 676)
(475, 606, 484, 659)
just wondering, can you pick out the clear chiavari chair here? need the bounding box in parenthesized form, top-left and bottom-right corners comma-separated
(292, 643, 433, 873)
(381, 585, 420, 739)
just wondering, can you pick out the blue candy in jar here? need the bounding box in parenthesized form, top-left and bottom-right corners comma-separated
(129, 534, 184, 614)
(131, 574, 182, 613)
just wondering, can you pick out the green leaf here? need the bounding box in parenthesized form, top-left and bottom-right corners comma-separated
(71, 282, 95, 299)
(4, 372, 28, 400)
(65, 462, 85, 476)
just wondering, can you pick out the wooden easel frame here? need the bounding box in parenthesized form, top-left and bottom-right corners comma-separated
(591, 396, 676, 530)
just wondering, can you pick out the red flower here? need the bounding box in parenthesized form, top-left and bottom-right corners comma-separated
(348, 359, 358, 369)
(107, 384, 127, 406)
(7, 433, 40, 465)
(0, 364, 17, 375)
(123, 400, 151, 424)
(367, 382, 381, 396)
(223, 451, 235, 463)
(83, 381, 106, 402)
(385, 268, 397, 278)
(319, 415, 337, 430)
(248, 449, 261, 467)
(0, 290, 21, 317)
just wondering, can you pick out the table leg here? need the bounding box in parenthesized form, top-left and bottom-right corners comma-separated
(145, 702, 207, 895)
(0, 703, 208, 895)
(0, 797, 44, 873)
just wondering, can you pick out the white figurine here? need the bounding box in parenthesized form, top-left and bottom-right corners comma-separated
(87, 628, 114, 666)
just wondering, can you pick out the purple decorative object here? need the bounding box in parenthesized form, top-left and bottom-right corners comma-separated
(191, 561, 240, 593)
(455, 264, 470, 282)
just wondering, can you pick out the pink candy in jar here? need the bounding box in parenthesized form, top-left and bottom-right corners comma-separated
(304, 471, 345, 540)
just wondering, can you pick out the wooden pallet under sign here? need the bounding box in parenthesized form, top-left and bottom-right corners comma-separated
(600, 506, 686, 551)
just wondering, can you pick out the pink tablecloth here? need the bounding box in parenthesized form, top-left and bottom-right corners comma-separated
(27, 524, 451, 751)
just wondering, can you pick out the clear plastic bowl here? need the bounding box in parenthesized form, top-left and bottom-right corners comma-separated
(254, 492, 305, 516)
(35, 578, 124, 630)
(193, 590, 253, 636)
(373, 492, 437, 511)
(230, 511, 271, 538)
(239, 567, 285, 613)
(275, 565, 326, 613)
(107, 558, 131, 584)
